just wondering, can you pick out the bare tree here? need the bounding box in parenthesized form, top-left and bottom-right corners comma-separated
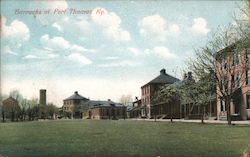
(9, 90, 23, 121)
(189, 24, 249, 125)
(119, 94, 133, 106)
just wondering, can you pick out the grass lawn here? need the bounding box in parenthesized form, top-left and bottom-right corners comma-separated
(0, 120, 249, 157)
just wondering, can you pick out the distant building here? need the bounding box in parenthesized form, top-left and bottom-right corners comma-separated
(62, 91, 89, 118)
(141, 69, 180, 118)
(39, 89, 46, 106)
(128, 97, 141, 118)
(62, 91, 127, 119)
(89, 100, 126, 120)
(2, 96, 21, 121)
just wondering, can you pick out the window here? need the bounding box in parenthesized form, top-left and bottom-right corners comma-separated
(233, 50, 240, 66)
(220, 100, 225, 111)
(246, 70, 250, 85)
(246, 48, 250, 62)
(236, 72, 240, 87)
(246, 93, 250, 109)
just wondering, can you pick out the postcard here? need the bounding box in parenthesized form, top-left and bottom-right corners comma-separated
(0, 0, 250, 157)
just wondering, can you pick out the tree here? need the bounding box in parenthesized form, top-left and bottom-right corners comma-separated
(47, 103, 59, 119)
(154, 83, 180, 123)
(189, 22, 249, 125)
(0, 95, 6, 122)
(119, 94, 133, 106)
(9, 90, 23, 121)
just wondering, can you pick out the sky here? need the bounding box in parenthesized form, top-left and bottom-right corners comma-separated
(0, 0, 244, 106)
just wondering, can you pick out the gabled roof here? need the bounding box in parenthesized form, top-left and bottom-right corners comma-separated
(64, 91, 88, 101)
(142, 69, 180, 87)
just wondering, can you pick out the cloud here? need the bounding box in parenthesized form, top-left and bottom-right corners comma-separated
(3, 46, 18, 56)
(145, 46, 177, 59)
(98, 60, 141, 68)
(127, 47, 140, 56)
(104, 56, 120, 60)
(52, 22, 63, 32)
(66, 53, 92, 65)
(91, 7, 131, 42)
(47, 53, 59, 59)
(138, 14, 167, 41)
(31, 0, 68, 25)
(23, 54, 39, 59)
(41, 34, 70, 50)
(1, 16, 30, 41)
(169, 24, 180, 34)
(138, 14, 181, 41)
(51, 16, 92, 35)
(40, 34, 95, 53)
(69, 44, 96, 53)
(191, 17, 210, 35)
(1, 16, 30, 53)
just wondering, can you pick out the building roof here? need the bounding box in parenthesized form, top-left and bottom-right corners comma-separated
(2, 96, 18, 105)
(88, 100, 125, 108)
(142, 69, 180, 88)
(64, 91, 89, 101)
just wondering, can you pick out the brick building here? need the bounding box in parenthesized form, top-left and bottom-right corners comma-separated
(2, 96, 21, 121)
(215, 43, 250, 120)
(141, 69, 180, 118)
(62, 91, 89, 118)
(89, 100, 126, 120)
(62, 91, 126, 119)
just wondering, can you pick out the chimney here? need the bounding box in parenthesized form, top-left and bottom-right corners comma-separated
(74, 91, 78, 94)
(160, 69, 166, 75)
(108, 99, 111, 101)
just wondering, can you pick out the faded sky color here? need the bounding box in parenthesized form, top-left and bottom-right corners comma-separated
(0, 0, 244, 106)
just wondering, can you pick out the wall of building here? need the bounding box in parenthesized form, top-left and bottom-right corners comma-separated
(90, 107, 126, 120)
(216, 47, 250, 120)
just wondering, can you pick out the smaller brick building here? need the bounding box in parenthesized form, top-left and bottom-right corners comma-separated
(89, 100, 126, 120)
(2, 96, 21, 121)
(62, 91, 126, 119)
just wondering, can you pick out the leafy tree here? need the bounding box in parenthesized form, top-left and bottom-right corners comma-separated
(154, 83, 180, 123)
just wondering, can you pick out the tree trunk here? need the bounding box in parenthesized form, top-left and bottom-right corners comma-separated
(226, 98, 232, 125)
(201, 105, 205, 124)
(154, 106, 156, 122)
(170, 103, 173, 123)
(2, 111, 5, 122)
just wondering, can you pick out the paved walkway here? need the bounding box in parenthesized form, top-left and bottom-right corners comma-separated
(129, 118, 250, 125)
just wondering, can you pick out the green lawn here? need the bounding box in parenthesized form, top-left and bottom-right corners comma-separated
(0, 120, 249, 157)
